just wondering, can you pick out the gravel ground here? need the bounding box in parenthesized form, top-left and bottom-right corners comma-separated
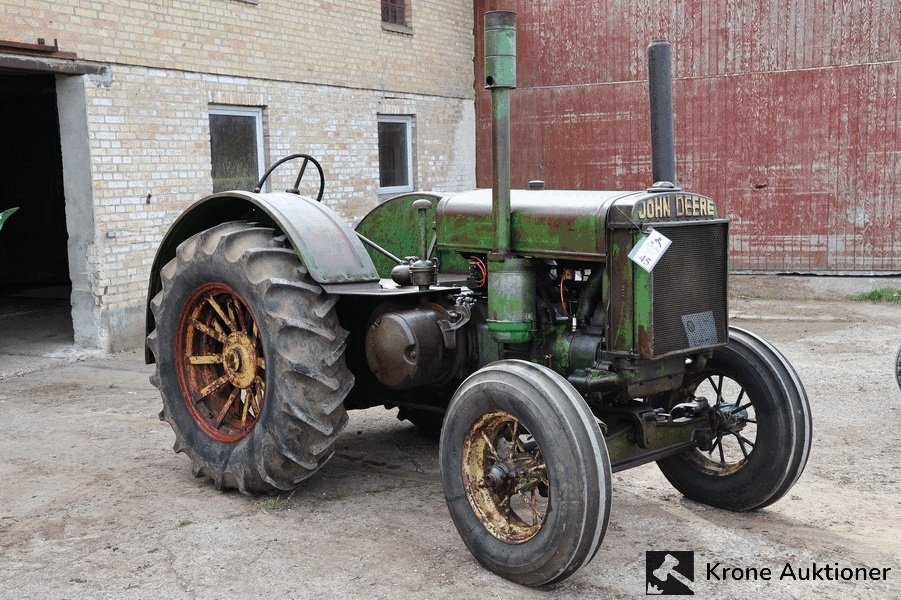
(1, 276, 899, 599)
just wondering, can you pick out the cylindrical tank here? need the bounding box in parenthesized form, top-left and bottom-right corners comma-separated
(487, 257, 535, 344)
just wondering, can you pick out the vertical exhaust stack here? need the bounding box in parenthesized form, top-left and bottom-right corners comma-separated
(647, 40, 679, 188)
(484, 10, 516, 256)
(484, 11, 535, 345)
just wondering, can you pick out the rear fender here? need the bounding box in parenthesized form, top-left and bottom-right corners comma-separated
(145, 191, 377, 362)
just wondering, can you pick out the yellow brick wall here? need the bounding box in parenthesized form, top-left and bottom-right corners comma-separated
(1, 1, 475, 349)
(4, 0, 474, 98)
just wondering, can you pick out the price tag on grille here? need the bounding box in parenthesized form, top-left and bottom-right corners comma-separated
(628, 228, 671, 272)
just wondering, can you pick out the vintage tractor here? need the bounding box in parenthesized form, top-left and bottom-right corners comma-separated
(145, 12, 811, 586)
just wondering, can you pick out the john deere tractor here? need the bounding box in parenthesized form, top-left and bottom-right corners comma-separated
(146, 12, 811, 586)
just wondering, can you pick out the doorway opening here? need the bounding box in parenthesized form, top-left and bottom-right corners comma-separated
(0, 71, 74, 360)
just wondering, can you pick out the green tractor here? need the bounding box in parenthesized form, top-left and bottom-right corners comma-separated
(145, 11, 811, 586)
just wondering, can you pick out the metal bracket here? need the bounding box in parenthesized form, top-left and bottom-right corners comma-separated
(437, 303, 472, 350)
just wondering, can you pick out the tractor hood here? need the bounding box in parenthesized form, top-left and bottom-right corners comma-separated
(436, 188, 719, 261)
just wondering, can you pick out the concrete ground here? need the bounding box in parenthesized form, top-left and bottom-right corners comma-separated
(1, 275, 899, 599)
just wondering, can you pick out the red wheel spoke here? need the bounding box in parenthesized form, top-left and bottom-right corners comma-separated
(240, 390, 252, 425)
(229, 297, 247, 333)
(251, 376, 264, 414)
(215, 388, 240, 427)
(187, 354, 222, 365)
(206, 294, 236, 332)
(191, 319, 226, 344)
(198, 375, 228, 400)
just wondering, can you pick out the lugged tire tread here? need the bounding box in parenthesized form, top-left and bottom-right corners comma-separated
(149, 220, 352, 494)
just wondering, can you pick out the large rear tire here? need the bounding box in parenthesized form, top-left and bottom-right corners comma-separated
(657, 327, 812, 511)
(440, 360, 611, 586)
(147, 221, 352, 493)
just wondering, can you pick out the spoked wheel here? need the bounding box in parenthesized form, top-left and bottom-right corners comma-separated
(440, 360, 611, 586)
(460, 411, 550, 543)
(657, 327, 812, 511)
(148, 221, 353, 493)
(175, 282, 266, 442)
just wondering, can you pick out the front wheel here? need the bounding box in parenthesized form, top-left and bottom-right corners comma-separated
(439, 360, 612, 586)
(657, 327, 812, 511)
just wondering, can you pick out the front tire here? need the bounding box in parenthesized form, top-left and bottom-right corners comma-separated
(657, 327, 812, 511)
(440, 360, 612, 586)
(147, 221, 352, 493)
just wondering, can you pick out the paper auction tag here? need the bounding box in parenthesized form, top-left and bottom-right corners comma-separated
(628, 228, 672, 272)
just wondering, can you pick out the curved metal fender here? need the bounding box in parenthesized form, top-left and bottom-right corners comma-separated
(145, 190, 378, 362)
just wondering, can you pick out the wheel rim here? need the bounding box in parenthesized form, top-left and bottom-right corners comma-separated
(687, 374, 758, 476)
(175, 282, 266, 442)
(461, 411, 549, 544)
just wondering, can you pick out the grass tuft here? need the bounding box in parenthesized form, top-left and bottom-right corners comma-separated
(259, 496, 289, 512)
(851, 288, 901, 303)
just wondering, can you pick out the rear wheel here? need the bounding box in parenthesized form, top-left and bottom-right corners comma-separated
(440, 360, 611, 586)
(657, 328, 811, 511)
(148, 221, 352, 493)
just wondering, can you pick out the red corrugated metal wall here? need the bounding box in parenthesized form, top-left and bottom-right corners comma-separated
(474, 1, 900, 272)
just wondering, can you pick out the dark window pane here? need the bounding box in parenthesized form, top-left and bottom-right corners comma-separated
(209, 113, 259, 192)
(378, 121, 409, 188)
(381, 0, 405, 25)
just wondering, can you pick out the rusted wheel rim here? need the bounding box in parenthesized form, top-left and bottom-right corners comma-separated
(688, 374, 758, 476)
(461, 411, 549, 544)
(175, 283, 266, 443)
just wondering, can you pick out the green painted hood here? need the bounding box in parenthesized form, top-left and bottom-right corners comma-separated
(436, 188, 639, 261)
(436, 188, 721, 261)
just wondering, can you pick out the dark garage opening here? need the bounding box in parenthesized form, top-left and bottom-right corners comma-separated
(0, 72, 73, 359)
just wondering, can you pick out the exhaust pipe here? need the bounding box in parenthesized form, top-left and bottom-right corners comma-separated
(647, 40, 677, 186)
(484, 10, 516, 256)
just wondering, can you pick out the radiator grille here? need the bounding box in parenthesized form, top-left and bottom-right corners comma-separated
(650, 222, 728, 356)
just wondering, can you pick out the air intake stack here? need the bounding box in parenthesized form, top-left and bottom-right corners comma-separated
(484, 11, 535, 344)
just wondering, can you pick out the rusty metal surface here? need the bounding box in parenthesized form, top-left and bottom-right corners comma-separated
(474, 0, 900, 272)
(175, 282, 265, 443)
(460, 410, 548, 544)
(436, 188, 629, 260)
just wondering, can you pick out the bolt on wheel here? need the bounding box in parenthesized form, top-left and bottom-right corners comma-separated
(461, 411, 549, 543)
(176, 282, 266, 443)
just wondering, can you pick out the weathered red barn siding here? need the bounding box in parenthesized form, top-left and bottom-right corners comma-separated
(474, 1, 900, 272)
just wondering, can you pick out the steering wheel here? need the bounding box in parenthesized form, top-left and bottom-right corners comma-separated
(254, 153, 325, 202)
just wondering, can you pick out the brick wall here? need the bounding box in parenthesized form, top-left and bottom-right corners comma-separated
(2, 1, 476, 350)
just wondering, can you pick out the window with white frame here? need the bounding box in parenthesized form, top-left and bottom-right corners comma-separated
(208, 105, 265, 193)
(378, 115, 413, 193)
